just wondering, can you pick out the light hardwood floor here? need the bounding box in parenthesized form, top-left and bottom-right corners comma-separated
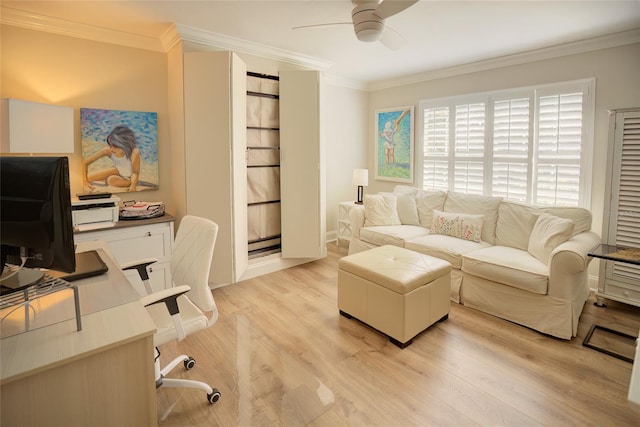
(156, 244, 640, 426)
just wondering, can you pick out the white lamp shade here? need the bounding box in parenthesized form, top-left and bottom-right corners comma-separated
(352, 168, 369, 186)
(1, 98, 74, 153)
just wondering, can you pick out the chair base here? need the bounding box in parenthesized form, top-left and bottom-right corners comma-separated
(155, 347, 221, 404)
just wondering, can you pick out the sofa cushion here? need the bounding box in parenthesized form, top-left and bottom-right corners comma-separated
(542, 207, 591, 235)
(415, 190, 447, 227)
(431, 210, 483, 243)
(363, 194, 401, 226)
(383, 192, 419, 225)
(527, 213, 575, 264)
(405, 234, 491, 269)
(495, 201, 540, 250)
(443, 192, 502, 244)
(360, 225, 430, 248)
(462, 246, 549, 295)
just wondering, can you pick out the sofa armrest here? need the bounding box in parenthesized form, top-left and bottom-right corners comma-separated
(349, 205, 366, 239)
(548, 231, 600, 300)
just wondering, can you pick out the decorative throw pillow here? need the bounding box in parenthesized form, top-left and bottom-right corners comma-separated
(460, 213, 484, 243)
(431, 210, 484, 242)
(384, 192, 419, 225)
(527, 213, 575, 264)
(363, 194, 401, 227)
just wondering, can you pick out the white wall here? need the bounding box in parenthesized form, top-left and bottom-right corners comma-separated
(324, 83, 368, 241)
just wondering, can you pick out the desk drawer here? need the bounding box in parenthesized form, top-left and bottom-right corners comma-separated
(107, 229, 170, 265)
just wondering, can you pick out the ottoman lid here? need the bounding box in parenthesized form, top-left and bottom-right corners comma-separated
(339, 245, 451, 294)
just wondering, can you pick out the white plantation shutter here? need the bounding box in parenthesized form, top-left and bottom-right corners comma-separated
(602, 109, 640, 291)
(534, 92, 583, 206)
(454, 104, 485, 194)
(492, 98, 530, 201)
(454, 161, 483, 194)
(613, 112, 640, 248)
(423, 160, 448, 190)
(493, 162, 528, 201)
(419, 79, 593, 207)
(423, 106, 449, 190)
(455, 104, 485, 156)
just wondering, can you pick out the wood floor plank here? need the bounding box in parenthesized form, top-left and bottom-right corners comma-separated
(156, 244, 640, 426)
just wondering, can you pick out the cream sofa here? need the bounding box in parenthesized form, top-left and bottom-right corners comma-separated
(348, 185, 601, 339)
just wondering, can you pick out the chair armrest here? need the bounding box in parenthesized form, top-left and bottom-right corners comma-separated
(548, 231, 601, 300)
(141, 285, 191, 310)
(349, 205, 366, 239)
(141, 285, 191, 341)
(121, 258, 158, 278)
(122, 258, 158, 294)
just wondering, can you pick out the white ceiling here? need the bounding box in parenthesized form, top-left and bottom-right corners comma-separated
(3, 1, 640, 87)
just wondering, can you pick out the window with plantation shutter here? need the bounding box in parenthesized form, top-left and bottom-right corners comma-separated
(599, 109, 640, 307)
(419, 79, 594, 207)
(423, 106, 449, 190)
(492, 98, 530, 201)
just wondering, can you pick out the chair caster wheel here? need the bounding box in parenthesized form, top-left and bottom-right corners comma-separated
(184, 357, 196, 370)
(208, 388, 221, 404)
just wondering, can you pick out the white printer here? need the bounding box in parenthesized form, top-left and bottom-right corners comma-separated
(71, 196, 120, 230)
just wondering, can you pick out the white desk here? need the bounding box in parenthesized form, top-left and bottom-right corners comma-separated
(0, 242, 158, 426)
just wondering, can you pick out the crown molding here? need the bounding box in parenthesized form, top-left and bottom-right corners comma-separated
(323, 73, 367, 91)
(366, 28, 640, 91)
(159, 24, 182, 52)
(3, 5, 636, 92)
(176, 24, 332, 72)
(0, 6, 166, 52)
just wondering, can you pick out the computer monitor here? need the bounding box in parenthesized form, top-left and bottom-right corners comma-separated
(0, 156, 76, 290)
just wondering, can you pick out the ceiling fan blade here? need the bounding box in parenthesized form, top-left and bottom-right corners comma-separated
(379, 26, 407, 50)
(374, 0, 419, 19)
(292, 22, 351, 30)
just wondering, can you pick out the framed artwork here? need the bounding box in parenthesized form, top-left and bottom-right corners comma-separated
(81, 108, 159, 194)
(375, 106, 414, 183)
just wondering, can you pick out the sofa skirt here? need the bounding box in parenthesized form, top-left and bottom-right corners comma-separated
(460, 273, 589, 339)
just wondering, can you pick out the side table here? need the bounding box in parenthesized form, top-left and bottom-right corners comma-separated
(337, 201, 358, 247)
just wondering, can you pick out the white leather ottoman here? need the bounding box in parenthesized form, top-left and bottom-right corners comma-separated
(338, 245, 451, 348)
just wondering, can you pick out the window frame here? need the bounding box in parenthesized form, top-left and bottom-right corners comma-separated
(417, 78, 595, 207)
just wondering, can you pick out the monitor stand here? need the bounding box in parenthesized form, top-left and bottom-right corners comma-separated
(0, 267, 45, 291)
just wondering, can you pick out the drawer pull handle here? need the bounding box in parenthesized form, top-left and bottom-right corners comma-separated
(146, 232, 152, 237)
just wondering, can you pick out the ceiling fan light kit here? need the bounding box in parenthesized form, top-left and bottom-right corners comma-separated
(293, 0, 418, 47)
(352, 2, 385, 42)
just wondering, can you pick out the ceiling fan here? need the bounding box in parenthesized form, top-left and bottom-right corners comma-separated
(293, 0, 419, 50)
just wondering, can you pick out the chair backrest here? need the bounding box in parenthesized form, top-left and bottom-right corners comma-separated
(171, 215, 219, 314)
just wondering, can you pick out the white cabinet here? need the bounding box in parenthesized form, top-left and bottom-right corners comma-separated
(182, 54, 326, 285)
(184, 51, 248, 285)
(337, 201, 356, 246)
(280, 70, 326, 259)
(74, 216, 174, 296)
(598, 109, 640, 307)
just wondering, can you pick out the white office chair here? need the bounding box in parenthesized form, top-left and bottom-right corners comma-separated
(125, 215, 221, 404)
